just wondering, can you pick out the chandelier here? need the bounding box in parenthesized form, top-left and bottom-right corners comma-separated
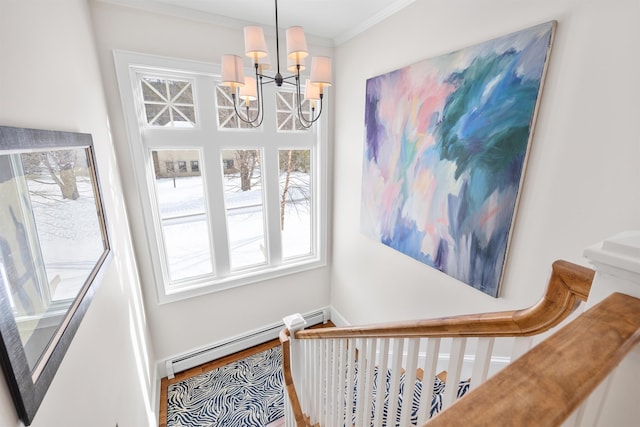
(221, 0, 332, 128)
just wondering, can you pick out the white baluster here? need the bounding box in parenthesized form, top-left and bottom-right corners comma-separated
(387, 338, 405, 426)
(362, 338, 378, 425)
(470, 337, 495, 389)
(345, 339, 357, 426)
(573, 370, 616, 426)
(442, 337, 467, 409)
(325, 339, 335, 427)
(319, 339, 328, 425)
(372, 338, 390, 425)
(311, 340, 320, 425)
(399, 338, 420, 426)
(304, 340, 311, 424)
(511, 336, 534, 361)
(416, 338, 441, 424)
(354, 338, 367, 425)
(321, 339, 330, 426)
(334, 339, 347, 427)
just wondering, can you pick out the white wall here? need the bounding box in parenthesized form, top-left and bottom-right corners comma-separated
(0, 0, 156, 426)
(331, 0, 640, 324)
(89, 1, 332, 369)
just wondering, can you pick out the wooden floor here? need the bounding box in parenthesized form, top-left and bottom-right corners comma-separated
(158, 321, 334, 427)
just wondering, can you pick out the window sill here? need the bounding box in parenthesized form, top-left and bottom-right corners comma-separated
(158, 257, 327, 304)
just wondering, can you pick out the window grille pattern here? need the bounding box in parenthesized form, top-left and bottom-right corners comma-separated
(276, 91, 311, 132)
(215, 85, 259, 129)
(141, 77, 196, 127)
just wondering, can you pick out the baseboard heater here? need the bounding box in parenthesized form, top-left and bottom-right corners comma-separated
(165, 308, 328, 379)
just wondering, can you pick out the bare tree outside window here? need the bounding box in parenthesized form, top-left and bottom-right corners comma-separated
(233, 150, 260, 192)
(279, 150, 310, 230)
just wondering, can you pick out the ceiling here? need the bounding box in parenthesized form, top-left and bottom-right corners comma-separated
(101, 0, 416, 44)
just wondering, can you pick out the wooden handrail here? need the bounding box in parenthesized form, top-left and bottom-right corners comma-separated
(295, 260, 594, 340)
(424, 292, 640, 426)
(279, 329, 308, 427)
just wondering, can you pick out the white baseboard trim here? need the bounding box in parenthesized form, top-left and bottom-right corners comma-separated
(328, 305, 350, 327)
(162, 307, 329, 379)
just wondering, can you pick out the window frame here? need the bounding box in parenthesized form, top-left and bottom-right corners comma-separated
(114, 51, 328, 304)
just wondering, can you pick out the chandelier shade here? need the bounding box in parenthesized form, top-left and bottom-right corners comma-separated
(244, 26, 268, 60)
(286, 26, 309, 61)
(310, 56, 332, 91)
(220, 0, 331, 128)
(304, 79, 321, 104)
(239, 76, 258, 102)
(221, 54, 245, 89)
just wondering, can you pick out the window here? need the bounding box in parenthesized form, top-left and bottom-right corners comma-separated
(279, 149, 312, 259)
(276, 90, 312, 132)
(221, 149, 266, 269)
(152, 149, 213, 282)
(222, 158, 234, 171)
(140, 77, 195, 127)
(215, 85, 259, 130)
(114, 52, 327, 303)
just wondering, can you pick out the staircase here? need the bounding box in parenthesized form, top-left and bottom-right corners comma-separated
(279, 258, 640, 426)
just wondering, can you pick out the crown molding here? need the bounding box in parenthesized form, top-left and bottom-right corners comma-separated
(94, 0, 334, 47)
(333, 0, 416, 46)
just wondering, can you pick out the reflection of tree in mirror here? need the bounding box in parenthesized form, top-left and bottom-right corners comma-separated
(22, 150, 82, 200)
(279, 150, 310, 230)
(20, 150, 98, 242)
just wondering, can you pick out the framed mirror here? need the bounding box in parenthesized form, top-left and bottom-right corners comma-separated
(0, 126, 111, 425)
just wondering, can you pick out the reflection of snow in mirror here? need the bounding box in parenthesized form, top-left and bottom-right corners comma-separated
(155, 172, 311, 282)
(27, 177, 104, 302)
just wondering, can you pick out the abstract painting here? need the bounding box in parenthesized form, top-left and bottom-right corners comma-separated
(361, 22, 555, 297)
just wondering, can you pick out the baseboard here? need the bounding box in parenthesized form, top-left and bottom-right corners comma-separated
(328, 305, 350, 327)
(162, 307, 330, 378)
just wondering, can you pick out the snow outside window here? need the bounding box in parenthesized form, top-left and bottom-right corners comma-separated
(114, 52, 327, 303)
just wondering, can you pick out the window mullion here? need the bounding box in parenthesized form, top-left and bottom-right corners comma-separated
(202, 142, 231, 277)
(196, 75, 231, 277)
(263, 146, 282, 266)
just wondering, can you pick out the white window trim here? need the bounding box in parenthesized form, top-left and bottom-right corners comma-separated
(113, 50, 328, 304)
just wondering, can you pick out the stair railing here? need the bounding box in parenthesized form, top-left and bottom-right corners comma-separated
(426, 292, 640, 426)
(280, 260, 595, 427)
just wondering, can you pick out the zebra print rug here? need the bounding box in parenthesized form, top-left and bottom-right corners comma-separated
(167, 346, 284, 427)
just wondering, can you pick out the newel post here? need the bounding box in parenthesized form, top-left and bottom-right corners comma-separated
(582, 230, 640, 426)
(584, 230, 640, 306)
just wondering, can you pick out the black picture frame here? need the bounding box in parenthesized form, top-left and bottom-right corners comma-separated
(0, 125, 111, 425)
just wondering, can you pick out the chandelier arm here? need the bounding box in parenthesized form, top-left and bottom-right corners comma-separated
(294, 84, 313, 128)
(233, 65, 268, 127)
(231, 92, 264, 127)
(292, 73, 311, 127)
(255, 74, 266, 127)
(280, 75, 298, 84)
(295, 83, 314, 128)
(294, 75, 322, 128)
(297, 97, 322, 129)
